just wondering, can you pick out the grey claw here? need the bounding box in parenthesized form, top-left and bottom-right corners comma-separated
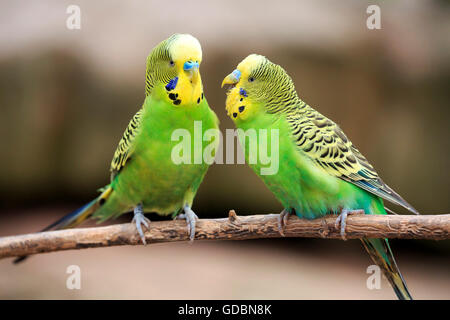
(278, 209, 291, 236)
(175, 213, 186, 220)
(182, 206, 198, 241)
(335, 209, 364, 240)
(133, 204, 150, 245)
(335, 210, 348, 240)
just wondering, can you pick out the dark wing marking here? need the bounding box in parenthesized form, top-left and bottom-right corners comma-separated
(110, 108, 143, 181)
(287, 107, 419, 214)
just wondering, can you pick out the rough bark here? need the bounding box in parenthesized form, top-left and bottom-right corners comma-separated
(0, 211, 448, 260)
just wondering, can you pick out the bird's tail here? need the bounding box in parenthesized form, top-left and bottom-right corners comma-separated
(13, 186, 113, 264)
(361, 238, 412, 300)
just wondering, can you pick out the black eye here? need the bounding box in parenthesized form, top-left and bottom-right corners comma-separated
(169, 60, 175, 67)
(249, 77, 255, 82)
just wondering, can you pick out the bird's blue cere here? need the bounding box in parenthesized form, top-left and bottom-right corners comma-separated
(165, 77, 178, 91)
(183, 60, 199, 71)
(232, 69, 241, 82)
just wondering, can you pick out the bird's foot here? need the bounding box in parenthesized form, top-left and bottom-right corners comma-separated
(334, 208, 364, 240)
(277, 208, 292, 236)
(177, 205, 198, 241)
(132, 204, 151, 245)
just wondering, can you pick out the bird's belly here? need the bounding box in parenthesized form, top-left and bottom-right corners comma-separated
(113, 149, 208, 215)
(250, 139, 364, 219)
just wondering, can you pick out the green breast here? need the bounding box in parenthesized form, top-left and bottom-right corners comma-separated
(111, 93, 218, 216)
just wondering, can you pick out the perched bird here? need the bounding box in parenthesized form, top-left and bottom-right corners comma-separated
(222, 54, 418, 300)
(15, 34, 219, 263)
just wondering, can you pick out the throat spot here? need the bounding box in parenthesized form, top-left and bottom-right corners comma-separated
(168, 93, 178, 101)
(167, 91, 182, 105)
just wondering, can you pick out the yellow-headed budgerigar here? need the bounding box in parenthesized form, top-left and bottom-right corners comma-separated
(222, 54, 418, 300)
(15, 34, 219, 263)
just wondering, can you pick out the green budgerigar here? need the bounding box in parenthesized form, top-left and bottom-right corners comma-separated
(16, 34, 219, 263)
(222, 54, 418, 300)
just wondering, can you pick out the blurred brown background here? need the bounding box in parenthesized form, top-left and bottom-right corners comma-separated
(0, 0, 449, 299)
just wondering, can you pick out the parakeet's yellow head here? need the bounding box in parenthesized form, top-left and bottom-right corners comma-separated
(145, 34, 204, 107)
(222, 54, 298, 123)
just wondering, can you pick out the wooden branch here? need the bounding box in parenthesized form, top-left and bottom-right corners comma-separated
(0, 212, 448, 260)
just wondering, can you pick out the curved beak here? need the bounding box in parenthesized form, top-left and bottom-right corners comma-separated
(183, 60, 200, 85)
(221, 69, 241, 88)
